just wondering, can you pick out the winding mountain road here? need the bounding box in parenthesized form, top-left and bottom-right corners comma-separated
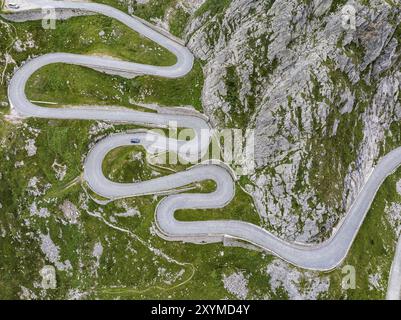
(5, 0, 401, 296)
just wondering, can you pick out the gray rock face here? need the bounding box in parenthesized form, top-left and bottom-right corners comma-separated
(266, 259, 330, 299)
(186, 0, 401, 242)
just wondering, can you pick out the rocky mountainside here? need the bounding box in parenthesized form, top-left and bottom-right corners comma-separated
(185, 0, 401, 242)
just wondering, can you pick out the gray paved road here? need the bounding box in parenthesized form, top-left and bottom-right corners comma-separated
(7, 1, 401, 294)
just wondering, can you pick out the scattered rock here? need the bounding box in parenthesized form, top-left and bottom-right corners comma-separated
(24, 137, 37, 157)
(386, 202, 401, 237)
(30, 202, 50, 218)
(266, 259, 329, 299)
(19, 286, 37, 300)
(39, 233, 72, 271)
(222, 271, 249, 299)
(92, 241, 103, 273)
(52, 160, 67, 181)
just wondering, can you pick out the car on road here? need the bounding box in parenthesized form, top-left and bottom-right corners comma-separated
(8, 3, 20, 9)
(130, 138, 141, 144)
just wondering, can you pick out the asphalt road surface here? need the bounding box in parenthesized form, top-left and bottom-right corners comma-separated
(387, 236, 401, 300)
